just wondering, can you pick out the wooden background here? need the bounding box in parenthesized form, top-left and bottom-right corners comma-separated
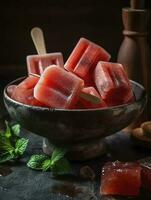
(0, 0, 151, 80)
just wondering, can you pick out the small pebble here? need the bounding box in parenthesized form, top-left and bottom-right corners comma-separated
(80, 165, 95, 181)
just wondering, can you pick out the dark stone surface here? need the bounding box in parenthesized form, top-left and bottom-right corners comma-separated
(0, 129, 151, 200)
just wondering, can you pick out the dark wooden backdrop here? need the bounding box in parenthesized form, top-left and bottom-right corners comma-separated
(0, 0, 150, 80)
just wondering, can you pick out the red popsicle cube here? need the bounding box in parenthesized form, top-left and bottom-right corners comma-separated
(27, 53, 64, 75)
(77, 87, 107, 109)
(73, 101, 85, 109)
(65, 38, 111, 82)
(141, 163, 151, 191)
(100, 161, 141, 196)
(11, 76, 45, 107)
(34, 65, 84, 109)
(94, 62, 135, 106)
(84, 72, 96, 87)
(17, 76, 39, 89)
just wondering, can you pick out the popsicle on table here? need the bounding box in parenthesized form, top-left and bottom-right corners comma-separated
(10, 76, 46, 107)
(94, 61, 135, 106)
(65, 38, 111, 82)
(27, 53, 64, 75)
(100, 161, 141, 196)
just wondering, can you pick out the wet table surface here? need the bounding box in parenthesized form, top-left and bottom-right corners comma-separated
(0, 80, 151, 200)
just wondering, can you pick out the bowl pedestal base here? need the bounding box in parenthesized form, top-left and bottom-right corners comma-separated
(42, 138, 107, 161)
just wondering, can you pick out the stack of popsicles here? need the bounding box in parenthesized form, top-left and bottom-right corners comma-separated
(7, 37, 135, 109)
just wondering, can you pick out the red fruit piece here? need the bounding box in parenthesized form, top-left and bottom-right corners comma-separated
(65, 38, 111, 82)
(94, 61, 135, 106)
(11, 76, 46, 107)
(141, 163, 151, 191)
(27, 53, 64, 75)
(34, 65, 84, 109)
(77, 87, 107, 109)
(73, 102, 85, 109)
(84, 72, 96, 87)
(18, 76, 39, 89)
(100, 161, 141, 196)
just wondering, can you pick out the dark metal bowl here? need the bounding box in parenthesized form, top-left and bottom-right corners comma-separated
(3, 77, 147, 160)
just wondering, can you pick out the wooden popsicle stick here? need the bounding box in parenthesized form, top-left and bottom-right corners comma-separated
(31, 27, 47, 55)
(30, 73, 40, 78)
(80, 92, 101, 105)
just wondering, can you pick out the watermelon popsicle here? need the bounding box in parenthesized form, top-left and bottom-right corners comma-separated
(27, 53, 64, 75)
(28, 27, 64, 75)
(65, 38, 111, 82)
(34, 65, 101, 109)
(94, 61, 135, 106)
(10, 76, 45, 107)
(34, 65, 84, 109)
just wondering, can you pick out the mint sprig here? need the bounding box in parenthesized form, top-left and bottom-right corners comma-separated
(15, 138, 29, 156)
(27, 155, 47, 170)
(0, 121, 71, 174)
(5, 121, 12, 139)
(27, 147, 71, 175)
(0, 121, 28, 163)
(0, 152, 15, 163)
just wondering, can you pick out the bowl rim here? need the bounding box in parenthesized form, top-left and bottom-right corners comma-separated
(3, 76, 147, 112)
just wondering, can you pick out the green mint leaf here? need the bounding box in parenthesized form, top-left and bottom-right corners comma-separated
(15, 138, 29, 156)
(42, 159, 52, 171)
(11, 124, 21, 137)
(0, 134, 14, 152)
(27, 155, 47, 170)
(50, 147, 67, 166)
(51, 158, 72, 175)
(0, 122, 26, 164)
(27, 148, 71, 174)
(0, 152, 15, 164)
(4, 121, 12, 139)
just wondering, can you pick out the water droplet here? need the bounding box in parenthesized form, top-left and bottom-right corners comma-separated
(80, 165, 95, 180)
